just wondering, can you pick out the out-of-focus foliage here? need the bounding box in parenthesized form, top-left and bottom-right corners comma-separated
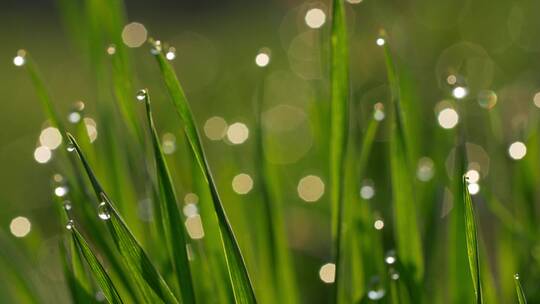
(1, 0, 540, 303)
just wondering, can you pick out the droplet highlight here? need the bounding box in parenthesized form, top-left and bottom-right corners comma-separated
(98, 202, 111, 220)
(13, 49, 26, 67)
(136, 89, 147, 101)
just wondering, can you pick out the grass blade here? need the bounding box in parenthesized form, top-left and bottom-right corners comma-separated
(70, 224, 124, 304)
(381, 34, 424, 282)
(142, 89, 196, 303)
(15, 50, 64, 131)
(67, 133, 180, 304)
(62, 235, 94, 304)
(514, 274, 527, 304)
(150, 39, 256, 303)
(462, 176, 483, 303)
(329, 0, 349, 301)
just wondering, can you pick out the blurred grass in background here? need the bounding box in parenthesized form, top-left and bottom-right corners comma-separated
(1, 0, 540, 303)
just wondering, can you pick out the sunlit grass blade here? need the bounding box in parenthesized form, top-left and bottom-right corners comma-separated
(381, 34, 424, 283)
(70, 224, 124, 304)
(142, 89, 196, 303)
(329, 0, 349, 301)
(150, 39, 256, 303)
(514, 274, 527, 304)
(462, 176, 483, 303)
(67, 133, 180, 304)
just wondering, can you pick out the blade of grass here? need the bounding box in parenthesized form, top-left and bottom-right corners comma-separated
(142, 89, 196, 303)
(514, 274, 527, 304)
(340, 110, 381, 303)
(446, 124, 474, 302)
(70, 224, 124, 304)
(15, 50, 64, 131)
(462, 176, 483, 303)
(67, 133, 180, 304)
(381, 34, 424, 283)
(59, 219, 94, 304)
(329, 0, 350, 302)
(253, 69, 299, 303)
(150, 39, 256, 303)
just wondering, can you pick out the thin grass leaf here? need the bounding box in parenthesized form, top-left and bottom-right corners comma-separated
(15, 50, 64, 131)
(142, 89, 196, 303)
(60, 227, 94, 304)
(253, 69, 299, 303)
(67, 133, 180, 304)
(329, 0, 349, 301)
(70, 224, 124, 304)
(340, 111, 381, 302)
(514, 274, 527, 304)
(381, 34, 424, 282)
(150, 39, 256, 303)
(462, 176, 483, 303)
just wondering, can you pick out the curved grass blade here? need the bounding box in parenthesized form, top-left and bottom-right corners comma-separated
(15, 50, 64, 131)
(70, 224, 124, 304)
(514, 274, 527, 304)
(381, 34, 424, 282)
(142, 90, 196, 303)
(462, 176, 483, 303)
(150, 39, 256, 303)
(67, 133, 180, 304)
(329, 0, 350, 302)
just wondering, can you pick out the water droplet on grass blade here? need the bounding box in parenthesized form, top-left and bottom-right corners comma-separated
(63, 200, 72, 210)
(54, 186, 68, 197)
(514, 273, 520, 280)
(389, 268, 400, 280)
(136, 89, 147, 101)
(165, 47, 176, 60)
(385, 250, 397, 265)
(13, 49, 26, 66)
(98, 202, 111, 220)
(150, 40, 162, 55)
(367, 276, 386, 300)
(66, 143, 75, 152)
(66, 220, 74, 230)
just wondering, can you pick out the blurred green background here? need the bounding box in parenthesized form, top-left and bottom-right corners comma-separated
(2, 0, 540, 303)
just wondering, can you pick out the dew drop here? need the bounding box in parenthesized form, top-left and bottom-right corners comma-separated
(367, 276, 386, 300)
(136, 89, 147, 101)
(13, 49, 26, 67)
(165, 47, 176, 60)
(98, 202, 111, 220)
(67, 143, 75, 152)
(55, 186, 68, 197)
(66, 220, 74, 230)
(150, 40, 162, 55)
(63, 200, 72, 211)
(384, 250, 397, 265)
(389, 268, 400, 280)
(514, 273, 520, 280)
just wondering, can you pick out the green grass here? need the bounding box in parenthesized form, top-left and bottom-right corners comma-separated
(4, 0, 537, 303)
